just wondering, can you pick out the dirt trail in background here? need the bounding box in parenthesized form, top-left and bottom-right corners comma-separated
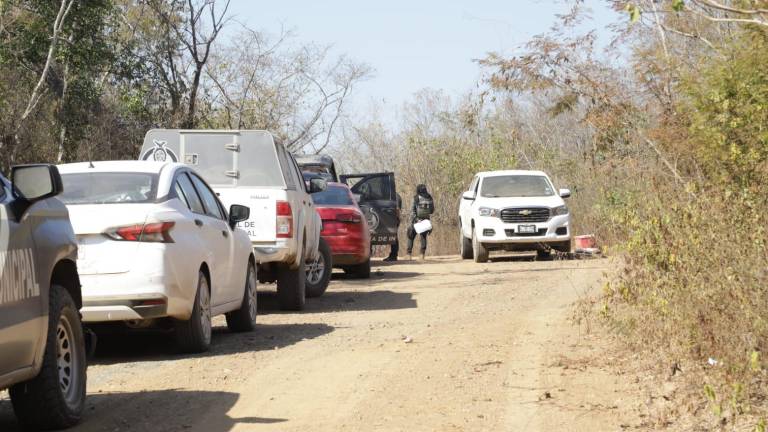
(0, 256, 643, 431)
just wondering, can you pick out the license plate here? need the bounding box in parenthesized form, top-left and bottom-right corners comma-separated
(518, 224, 537, 234)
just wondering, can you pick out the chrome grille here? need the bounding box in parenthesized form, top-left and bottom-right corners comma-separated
(500, 207, 550, 223)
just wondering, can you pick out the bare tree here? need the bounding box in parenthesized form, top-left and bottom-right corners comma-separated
(205, 28, 371, 152)
(146, 0, 230, 128)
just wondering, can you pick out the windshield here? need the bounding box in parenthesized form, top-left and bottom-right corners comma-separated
(480, 175, 554, 198)
(312, 185, 354, 206)
(60, 173, 158, 204)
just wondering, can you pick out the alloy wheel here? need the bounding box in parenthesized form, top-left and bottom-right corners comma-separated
(306, 253, 326, 285)
(56, 314, 81, 407)
(199, 279, 212, 344)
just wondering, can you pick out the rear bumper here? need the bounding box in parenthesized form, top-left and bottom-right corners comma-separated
(251, 238, 297, 266)
(322, 235, 369, 266)
(79, 262, 191, 322)
(82, 299, 167, 322)
(332, 253, 368, 266)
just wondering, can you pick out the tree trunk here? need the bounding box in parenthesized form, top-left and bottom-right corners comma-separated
(184, 64, 203, 128)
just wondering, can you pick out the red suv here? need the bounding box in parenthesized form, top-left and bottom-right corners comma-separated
(312, 183, 371, 278)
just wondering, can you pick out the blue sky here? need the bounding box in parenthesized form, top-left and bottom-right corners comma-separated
(229, 0, 621, 115)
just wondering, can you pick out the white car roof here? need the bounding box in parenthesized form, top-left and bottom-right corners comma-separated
(58, 160, 182, 175)
(475, 170, 549, 178)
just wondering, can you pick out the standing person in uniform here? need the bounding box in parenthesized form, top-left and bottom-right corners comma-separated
(383, 192, 403, 262)
(407, 184, 435, 260)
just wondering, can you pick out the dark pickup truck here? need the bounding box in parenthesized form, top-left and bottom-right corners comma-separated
(0, 164, 86, 430)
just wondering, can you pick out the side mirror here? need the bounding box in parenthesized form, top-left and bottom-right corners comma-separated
(12, 164, 62, 202)
(559, 188, 571, 199)
(228, 204, 250, 229)
(309, 178, 327, 194)
(10, 164, 63, 222)
(462, 191, 476, 201)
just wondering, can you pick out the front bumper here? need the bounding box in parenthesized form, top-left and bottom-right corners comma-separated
(475, 214, 571, 248)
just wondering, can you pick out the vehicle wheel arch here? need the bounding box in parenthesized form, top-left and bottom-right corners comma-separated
(199, 263, 211, 292)
(51, 259, 81, 309)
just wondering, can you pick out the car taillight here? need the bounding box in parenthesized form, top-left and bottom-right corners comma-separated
(276, 201, 293, 238)
(105, 222, 175, 243)
(336, 212, 362, 223)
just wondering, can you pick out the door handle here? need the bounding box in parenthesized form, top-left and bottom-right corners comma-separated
(194, 219, 204, 227)
(222, 230, 229, 238)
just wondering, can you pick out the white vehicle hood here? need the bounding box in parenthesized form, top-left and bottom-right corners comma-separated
(476, 195, 564, 209)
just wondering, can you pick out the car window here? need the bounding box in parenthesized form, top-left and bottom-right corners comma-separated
(469, 176, 479, 194)
(312, 185, 355, 206)
(190, 174, 225, 220)
(480, 175, 554, 198)
(174, 181, 191, 210)
(351, 176, 393, 201)
(276, 145, 296, 190)
(289, 155, 307, 193)
(176, 173, 205, 214)
(60, 173, 157, 204)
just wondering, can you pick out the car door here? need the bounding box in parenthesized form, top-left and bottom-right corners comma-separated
(188, 173, 239, 306)
(340, 172, 398, 245)
(176, 172, 232, 307)
(288, 153, 318, 257)
(460, 176, 480, 237)
(275, 145, 306, 254)
(0, 178, 44, 374)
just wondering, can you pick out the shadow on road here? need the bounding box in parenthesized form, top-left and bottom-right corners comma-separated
(1, 389, 285, 432)
(89, 322, 334, 366)
(331, 270, 421, 281)
(257, 289, 417, 314)
(305, 290, 418, 313)
(489, 253, 537, 263)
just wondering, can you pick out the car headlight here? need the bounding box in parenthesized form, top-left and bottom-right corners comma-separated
(478, 207, 499, 217)
(552, 205, 569, 216)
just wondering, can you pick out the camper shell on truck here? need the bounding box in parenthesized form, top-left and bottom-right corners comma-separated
(140, 130, 331, 310)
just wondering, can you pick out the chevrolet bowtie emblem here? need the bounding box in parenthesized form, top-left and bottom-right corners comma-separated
(519, 210, 532, 216)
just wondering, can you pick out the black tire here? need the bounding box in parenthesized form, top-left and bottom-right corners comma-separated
(175, 271, 212, 353)
(10, 285, 86, 430)
(536, 249, 553, 261)
(277, 260, 306, 311)
(226, 262, 258, 332)
(472, 229, 489, 263)
(306, 238, 332, 298)
(552, 240, 572, 253)
(460, 227, 473, 259)
(346, 258, 371, 279)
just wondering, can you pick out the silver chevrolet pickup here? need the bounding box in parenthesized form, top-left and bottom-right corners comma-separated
(0, 164, 86, 430)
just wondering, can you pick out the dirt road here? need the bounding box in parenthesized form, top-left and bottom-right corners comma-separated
(1, 256, 640, 431)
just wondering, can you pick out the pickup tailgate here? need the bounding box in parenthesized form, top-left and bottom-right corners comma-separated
(215, 188, 281, 243)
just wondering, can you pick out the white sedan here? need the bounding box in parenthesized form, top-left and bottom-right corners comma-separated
(57, 161, 257, 352)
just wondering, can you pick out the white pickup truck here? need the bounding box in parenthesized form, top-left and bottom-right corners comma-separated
(140, 130, 332, 311)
